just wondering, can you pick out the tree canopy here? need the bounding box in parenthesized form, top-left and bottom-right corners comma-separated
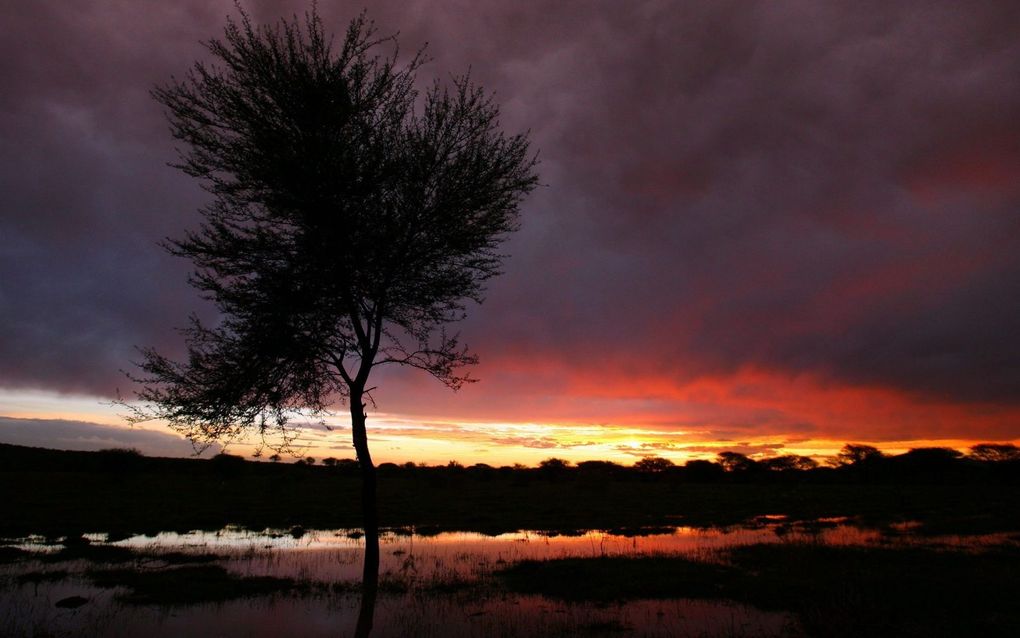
(129, 11, 537, 612)
(129, 9, 538, 452)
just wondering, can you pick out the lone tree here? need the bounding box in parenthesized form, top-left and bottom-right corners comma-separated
(129, 9, 537, 589)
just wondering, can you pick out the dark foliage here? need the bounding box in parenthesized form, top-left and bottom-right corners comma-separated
(834, 443, 885, 466)
(127, 8, 538, 457)
(633, 456, 675, 473)
(123, 9, 536, 598)
(969, 443, 1020, 462)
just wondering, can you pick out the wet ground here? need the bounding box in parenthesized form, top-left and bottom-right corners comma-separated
(3, 518, 1017, 637)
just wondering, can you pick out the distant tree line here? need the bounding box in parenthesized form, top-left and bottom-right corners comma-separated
(393, 444, 1020, 485)
(3, 442, 1017, 485)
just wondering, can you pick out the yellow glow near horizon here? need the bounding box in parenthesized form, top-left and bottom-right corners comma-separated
(1, 389, 1017, 466)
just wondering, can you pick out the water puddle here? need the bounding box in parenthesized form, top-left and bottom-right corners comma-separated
(2, 521, 1014, 637)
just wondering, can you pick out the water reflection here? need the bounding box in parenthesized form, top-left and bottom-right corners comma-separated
(0, 580, 794, 637)
(2, 522, 1015, 637)
(72, 521, 1012, 584)
(355, 528, 378, 638)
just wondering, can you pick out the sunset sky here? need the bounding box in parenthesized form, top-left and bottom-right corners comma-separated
(1, 1, 1019, 466)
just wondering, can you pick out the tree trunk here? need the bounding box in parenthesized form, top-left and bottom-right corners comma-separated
(350, 386, 378, 636)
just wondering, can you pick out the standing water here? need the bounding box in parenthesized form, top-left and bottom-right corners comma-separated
(2, 520, 1013, 637)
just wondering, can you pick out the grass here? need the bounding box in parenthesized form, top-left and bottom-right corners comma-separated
(84, 565, 306, 605)
(498, 543, 1020, 637)
(500, 555, 733, 602)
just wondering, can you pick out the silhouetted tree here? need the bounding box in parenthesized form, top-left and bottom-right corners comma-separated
(633, 456, 676, 473)
(211, 451, 245, 464)
(898, 447, 962, 463)
(128, 7, 537, 599)
(683, 459, 724, 481)
(576, 460, 623, 475)
(886, 447, 963, 483)
(538, 458, 572, 476)
(717, 451, 757, 472)
(969, 443, 1020, 463)
(834, 444, 884, 466)
(467, 463, 495, 481)
(761, 455, 818, 471)
(95, 448, 145, 474)
(538, 455, 571, 469)
(336, 459, 361, 472)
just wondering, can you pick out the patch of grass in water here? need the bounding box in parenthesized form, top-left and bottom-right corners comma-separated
(728, 543, 1020, 637)
(85, 565, 305, 606)
(44, 543, 136, 564)
(499, 555, 733, 602)
(30, 539, 224, 566)
(17, 570, 70, 585)
(498, 543, 1020, 638)
(0, 546, 31, 563)
(137, 551, 220, 565)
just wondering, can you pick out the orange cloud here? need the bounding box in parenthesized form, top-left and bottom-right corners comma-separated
(375, 353, 1020, 447)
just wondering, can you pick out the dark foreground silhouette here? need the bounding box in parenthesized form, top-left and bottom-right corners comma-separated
(2, 442, 1018, 539)
(4, 448, 1020, 638)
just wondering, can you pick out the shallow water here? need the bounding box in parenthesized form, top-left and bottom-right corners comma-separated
(2, 583, 796, 638)
(2, 520, 1014, 637)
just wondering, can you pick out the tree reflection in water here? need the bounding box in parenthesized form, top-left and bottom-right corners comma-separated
(354, 528, 378, 637)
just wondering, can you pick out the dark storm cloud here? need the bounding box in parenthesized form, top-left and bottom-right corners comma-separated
(1, 1, 1018, 420)
(441, 0, 1020, 405)
(0, 1, 219, 394)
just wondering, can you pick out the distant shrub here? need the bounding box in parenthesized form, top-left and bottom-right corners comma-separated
(209, 452, 246, 475)
(969, 443, 1020, 463)
(717, 452, 757, 473)
(95, 448, 145, 473)
(834, 444, 884, 466)
(538, 458, 571, 471)
(633, 457, 675, 473)
(683, 459, 724, 481)
(97, 447, 143, 456)
(210, 452, 244, 464)
(577, 460, 623, 474)
(761, 455, 818, 471)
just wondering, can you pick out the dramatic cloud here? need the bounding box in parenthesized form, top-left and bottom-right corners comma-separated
(1, 1, 1018, 451)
